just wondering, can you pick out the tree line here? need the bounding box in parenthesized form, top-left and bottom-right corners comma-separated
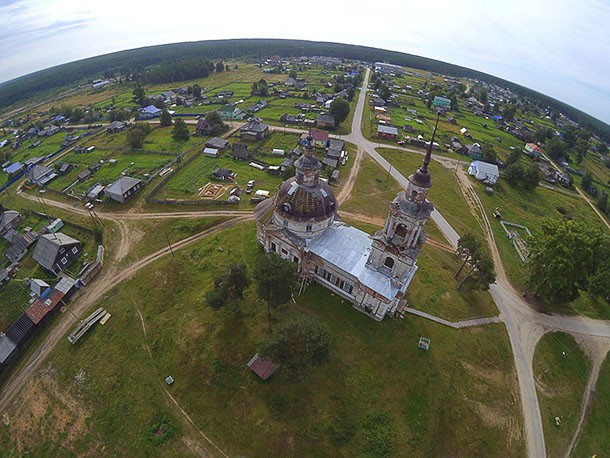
(2, 38, 608, 140)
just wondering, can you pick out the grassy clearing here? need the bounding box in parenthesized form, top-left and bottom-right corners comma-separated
(120, 216, 230, 266)
(473, 176, 607, 309)
(1, 221, 523, 457)
(341, 155, 402, 220)
(573, 353, 610, 456)
(533, 332, 590, 458)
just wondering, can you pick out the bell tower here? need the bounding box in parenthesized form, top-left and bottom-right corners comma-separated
(367, 114, 439, 279)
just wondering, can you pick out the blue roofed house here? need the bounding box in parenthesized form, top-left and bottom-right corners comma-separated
(4, 162, 23, 175)
(140, 105, 162, 119)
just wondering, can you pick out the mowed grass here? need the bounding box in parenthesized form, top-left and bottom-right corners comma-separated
(573, 353, 610, 456)
(472, 176, 609, 317)
(341, 155, 402, 220)
(533, 332, 590, 458)
(119, 216, 231, 266)
(157, 153, 284, 202)
(1, 221, 524, 457)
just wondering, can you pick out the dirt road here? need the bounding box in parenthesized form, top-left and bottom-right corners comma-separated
(0, 216, 252, 415)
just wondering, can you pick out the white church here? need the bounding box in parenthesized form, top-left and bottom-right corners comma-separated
(255, 124, 438, 321)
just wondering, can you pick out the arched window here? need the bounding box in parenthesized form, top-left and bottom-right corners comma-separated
(384, 257, 394, 269)
(395, 224, 407, 238)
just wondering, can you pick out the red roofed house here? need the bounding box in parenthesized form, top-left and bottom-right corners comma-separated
(309, 128, 329, 146)
(247, 353, 279, 380)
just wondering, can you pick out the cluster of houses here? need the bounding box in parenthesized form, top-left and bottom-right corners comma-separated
(0, 207, 83, 274)
(0, 209, 82, 372)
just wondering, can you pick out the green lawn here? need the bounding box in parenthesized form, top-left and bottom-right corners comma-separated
(573, 354, 610, 456)
(0, 221, 523, 457)
(340, 154, 402, 220)
(533, 332, 590, 458)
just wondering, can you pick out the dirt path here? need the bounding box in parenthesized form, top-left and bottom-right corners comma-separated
(0, 216, 252, 416)
(336, 145, 364, 204)
(566, 337, 610, 457)
(135, 306, 228, 458)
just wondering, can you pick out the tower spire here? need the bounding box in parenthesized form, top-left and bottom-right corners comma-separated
(420, 113, 440, 174)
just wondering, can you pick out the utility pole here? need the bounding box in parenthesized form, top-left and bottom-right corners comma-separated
(165, 231, 174, 257)
(385, 164, 392, 188)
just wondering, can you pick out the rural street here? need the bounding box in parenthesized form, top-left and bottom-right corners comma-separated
(2, 67, 610, 458)
(345, 69, 610, 458)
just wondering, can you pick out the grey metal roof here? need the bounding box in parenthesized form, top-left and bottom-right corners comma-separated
(32, 232, 80, 271)
(307, 223, 415, 300)
(55, 276, 76, 295)
(105, 176, 141, 196)
(0, 334, 17, 364)
(377, 125, 399, 135)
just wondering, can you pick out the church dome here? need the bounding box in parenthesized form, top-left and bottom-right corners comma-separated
(274, 177, 337, 222)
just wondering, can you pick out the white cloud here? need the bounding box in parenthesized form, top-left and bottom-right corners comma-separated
(1, 0, 609, 123)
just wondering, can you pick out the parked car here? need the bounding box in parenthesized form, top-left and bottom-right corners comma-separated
(246, 180, 254, 194)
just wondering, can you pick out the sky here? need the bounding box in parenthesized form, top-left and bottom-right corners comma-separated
(1, 0, 610, 125)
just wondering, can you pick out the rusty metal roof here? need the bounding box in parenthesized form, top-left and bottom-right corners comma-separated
(274, 177, 337, 222)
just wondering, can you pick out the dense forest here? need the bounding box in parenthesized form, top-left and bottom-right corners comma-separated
(1, 38, 608, 139)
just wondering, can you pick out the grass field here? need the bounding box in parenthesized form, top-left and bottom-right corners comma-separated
(341, 155, 402, 220)
(573, 353, 610, 456)
(0, 221, 523, 457)
(533, 332, 590, 458)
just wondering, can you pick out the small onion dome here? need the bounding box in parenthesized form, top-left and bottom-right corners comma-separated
(274, 177, 337, 222)
(408, 167, 431, 188)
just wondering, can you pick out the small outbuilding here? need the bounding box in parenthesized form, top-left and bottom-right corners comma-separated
(247, 353, 279, 380)
(468, 160, 499, 185)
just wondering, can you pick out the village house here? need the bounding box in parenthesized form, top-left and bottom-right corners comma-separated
(466, 143, 484, 160)
(140, 105, 162, 119)
(316, 114, 335, 129)
(106, 121, 126, 133)
(5, 229, 37, 263)
(240, 118, 269, 141)
(232, 143, 249, 160)
(104, 176, 143, 203)
(205, 137, 229, 150)
(195, 118, 221, 136)
(0, 206, 21, 238)
(28, 165, 57, 187)
(32, 232, 82, 275)
(524, 142, 542, 158)
(219, 104, 244, 120)
(377, 125, 399, 141)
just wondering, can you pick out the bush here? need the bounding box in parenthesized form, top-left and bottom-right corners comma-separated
(146, 416, 175, 446)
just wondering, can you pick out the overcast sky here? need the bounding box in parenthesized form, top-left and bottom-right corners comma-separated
(1, 0, 609, 124)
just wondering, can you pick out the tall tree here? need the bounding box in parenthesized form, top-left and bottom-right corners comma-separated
(546, 136, 567, 161)
(253, 253, 298, 318)
(159, 109, 173, 127)
(329, 98, 350, 125)
(215, 61, 225, 72)
(172, 118, 189, 141)
(205, 263, 251, 316)
(454, 232, 481, 280)
(260, 314, 331, 379)
(192, 84, 202, 99)
(132, 82, 146, 106)
(526, 219, 608, 304)
(581, 171, 593, 191)
(522, 163, 541, 190)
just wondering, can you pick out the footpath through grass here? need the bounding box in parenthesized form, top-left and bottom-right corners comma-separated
(0, 221, 523, 457)
(533, 332, 590, 458)
(573, 353, 610, 456)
